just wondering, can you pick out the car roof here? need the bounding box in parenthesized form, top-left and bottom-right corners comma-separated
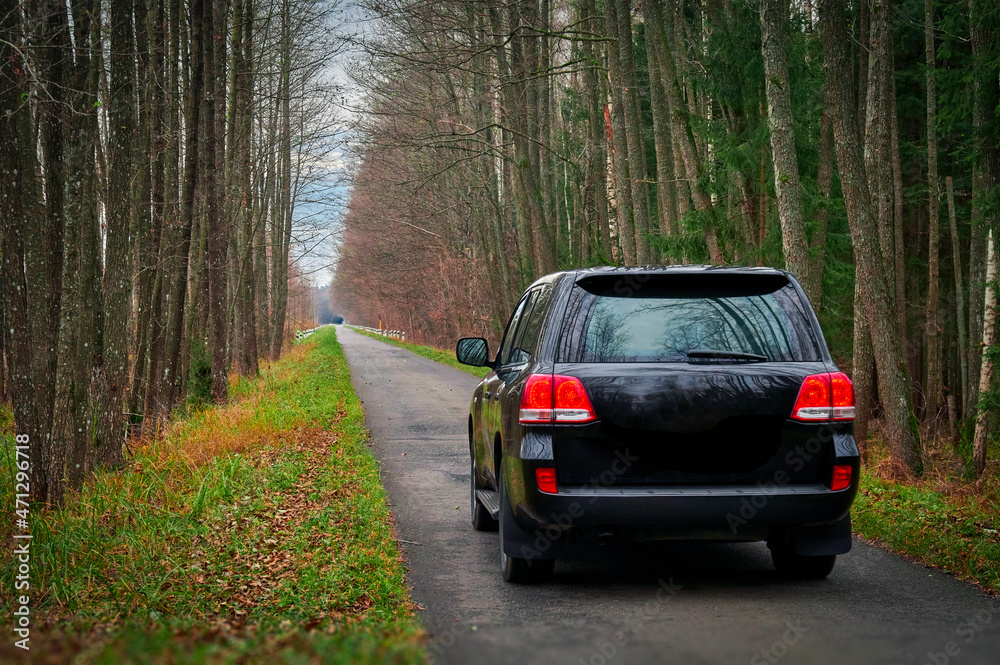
(527, 265, 790, 290)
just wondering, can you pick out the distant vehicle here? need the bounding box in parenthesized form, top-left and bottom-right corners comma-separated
(457, 266, 858, 583)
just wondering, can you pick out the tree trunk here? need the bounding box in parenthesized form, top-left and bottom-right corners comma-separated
(537, 0, 558, 267)
(582, 0, 612, 262)
(865, 0, 896, 292)
(65, 0, 102, 489)
(0, 0, 45, 499)
(924, 0, 942, 422)
(858, 0, 898, 449)
(853, 280, 875, 449)
(256, 86, 273, 357)
(890, 62, 908, 368)
(969, 0, 1000, 472)
(811, 79, 835, 304)
(489, 4, 532, 278)
(271, 0, 293, 358)
(48, 0, 103, 500)
(612, 0, 652, 263)
(946, 177, 969, 416)
(968, 210, 987, 415)
(602, 0, 637, 264)
(234, 0, 260, 375)
(967, 0, 998, 422)
(760, 0, 812, 298)
(641, 0, 678, 255)
(972, 230, 996, 475)
(857, 0, 869, 130)
(130, 0, 155, 421)
(25, 0, 70, 502)
(97, 0, 137, 469)
(40, 0, 79, 503)
(204, 0, 228, 401)
(821, 0, 923, 476)
(859, 0, 899, 448)
(162, 0, 205, 410)
(146, 0, 182, 420)
(136, 0, 167, 421)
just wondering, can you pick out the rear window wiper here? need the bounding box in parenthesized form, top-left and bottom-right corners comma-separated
(686, 349, 768, 362)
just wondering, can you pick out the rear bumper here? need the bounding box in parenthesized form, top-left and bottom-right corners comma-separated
(511, 482, 857, 540)
(504, 429, 860, 541)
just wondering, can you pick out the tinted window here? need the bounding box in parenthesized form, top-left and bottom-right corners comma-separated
(500, 291, 538, 366)
(496, 295, 531, 366)
(559, 277, 821, 362)
(508, 286, 552, 365)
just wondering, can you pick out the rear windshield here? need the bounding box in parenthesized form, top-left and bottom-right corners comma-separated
(557, 274, 823, 363)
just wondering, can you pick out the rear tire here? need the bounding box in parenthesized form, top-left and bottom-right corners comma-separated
(499, 475, 554, 583)
(471, 454, 498, 532)
(771, 544, 836, 580)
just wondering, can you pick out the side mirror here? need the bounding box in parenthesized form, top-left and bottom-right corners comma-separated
(456, 337, 493, 368)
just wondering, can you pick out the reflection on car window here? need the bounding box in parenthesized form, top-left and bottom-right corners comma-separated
(496, 296, 530, 367)
(579, 288, 820, 362)
(509, 348, 530, 365)
(502, 291, 538, 366)
(506, 286, 551, 366)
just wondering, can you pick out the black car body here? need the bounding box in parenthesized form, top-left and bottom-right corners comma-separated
(457, 266, 859, 583)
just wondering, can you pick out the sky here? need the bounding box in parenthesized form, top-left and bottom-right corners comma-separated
(286, 0, 369, 287)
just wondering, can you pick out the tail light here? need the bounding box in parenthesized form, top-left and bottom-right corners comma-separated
(829, 372, 855, 420)
(519, 374, 554, 423)
(535, 467, 557, 493)
(831, 464, 853, 491)
(519, 374, 597, 424)
(790, 372, 855, 422)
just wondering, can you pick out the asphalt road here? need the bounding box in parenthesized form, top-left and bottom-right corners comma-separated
(335, 325, 1000, 665)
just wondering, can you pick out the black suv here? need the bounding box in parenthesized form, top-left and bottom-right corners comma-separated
(456, 266, 859, 583)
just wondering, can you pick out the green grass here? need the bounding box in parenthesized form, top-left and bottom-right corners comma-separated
(853, 465, 1000, 594)
(0, 328, 426, 664)
(351, 328, 489, 378)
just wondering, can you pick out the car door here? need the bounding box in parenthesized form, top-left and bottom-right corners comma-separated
(484, 292, 534, 485)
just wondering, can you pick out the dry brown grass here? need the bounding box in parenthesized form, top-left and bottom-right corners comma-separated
(863, 430, 1000, 517)
(134, 342, 318, 482)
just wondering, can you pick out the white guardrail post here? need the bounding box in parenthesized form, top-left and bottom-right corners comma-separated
(351, 325, 407, 342)
(294, 324, 335, 343)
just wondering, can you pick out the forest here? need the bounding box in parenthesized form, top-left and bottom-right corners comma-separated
(1, 0, 344, 504)
(1, 0, 999, 501)
(333, 0, 1000, 479)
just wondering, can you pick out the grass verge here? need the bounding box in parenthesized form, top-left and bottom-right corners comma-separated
(854, 442, 1000, 594)
(0, 327, 425, 664)
(351, 328, 489, 378)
